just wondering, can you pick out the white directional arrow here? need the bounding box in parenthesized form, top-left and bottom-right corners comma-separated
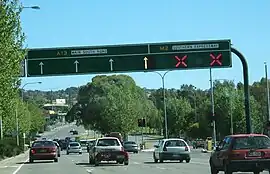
(109, 59, 114, 71)
(39, 62, 44, 74)
(74, 60, 79, 73)
(144, 57, 148, 70)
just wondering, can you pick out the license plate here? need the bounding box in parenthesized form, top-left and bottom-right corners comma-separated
(40, 149, 47, 152)
(248, 151, 261, 157)
(173, 154, 179, 157)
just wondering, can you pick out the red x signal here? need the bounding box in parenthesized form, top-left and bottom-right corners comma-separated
(210, 53, 222, 66)
(175, 55, 187, 67)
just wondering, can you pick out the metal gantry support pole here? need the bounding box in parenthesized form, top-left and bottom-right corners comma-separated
(231, 48, 251, 133)
(210, 68, 217, 148)
(265, 62, 270, 122)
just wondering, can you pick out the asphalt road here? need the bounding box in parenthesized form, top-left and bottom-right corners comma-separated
(1, 126, 269, 174)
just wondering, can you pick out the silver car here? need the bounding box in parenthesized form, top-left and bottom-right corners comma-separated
(153, 138, 191, 163)
(66, 142, 82, 155)
(123, 141, 139, 153)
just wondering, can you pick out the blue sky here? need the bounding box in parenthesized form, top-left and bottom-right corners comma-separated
(20, 0, 270, 91)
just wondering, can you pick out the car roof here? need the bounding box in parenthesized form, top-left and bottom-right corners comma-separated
(98, 137, 119, 140)
(162, 138, 186, 142)
(227, 134, 267, 138)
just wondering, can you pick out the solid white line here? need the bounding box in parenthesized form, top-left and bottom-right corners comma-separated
(12, 158, 28, 174)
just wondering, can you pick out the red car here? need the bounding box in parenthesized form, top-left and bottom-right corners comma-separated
(209, 134, 270, 174)
(29, 140, 59, 163)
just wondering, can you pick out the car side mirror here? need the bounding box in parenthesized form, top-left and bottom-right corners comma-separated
(154, 145, 159, 148)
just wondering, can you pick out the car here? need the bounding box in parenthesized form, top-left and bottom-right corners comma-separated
(89, 137, 129, 166)
(66, 142, 82, 155)
(80, 140, 90, 151)
(87, 139, 96, 152)
(28, 140, 58, 163)
(153, 138, 191, 163)
(123, 141, 139, 153)
(209, 134, 270, 174)
(53, 141, 61, 157)
(58, 139, 67, 150)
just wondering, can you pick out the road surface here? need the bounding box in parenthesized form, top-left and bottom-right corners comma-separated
(1, 127, 268, 174)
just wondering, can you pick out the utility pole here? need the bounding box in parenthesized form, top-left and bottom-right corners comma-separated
(210, 68, 217, 147)
(265, 62, 270, 121)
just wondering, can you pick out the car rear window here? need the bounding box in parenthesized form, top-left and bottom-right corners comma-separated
(97, 139, 120, 146)
(233, 136, 270, 150)
(69, 143, 80, 146)
(80, 141, 87, 145)
(124, 141, 136, 144)
(165, 140, 186, 147)
(32, 141, 55, 147)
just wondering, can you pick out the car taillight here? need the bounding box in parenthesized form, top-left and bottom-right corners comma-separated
(49, 148, 56, 152)
(31, 149, 36, 154)
(185, 146, 189, 151)
(121, 147, 125, 151)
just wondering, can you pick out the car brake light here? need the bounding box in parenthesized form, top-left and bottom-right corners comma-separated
(121, 147, 125, 151)
(185, 146, 189, 151)
(50, 148, 56, 152)
(31, 149, 36, 154)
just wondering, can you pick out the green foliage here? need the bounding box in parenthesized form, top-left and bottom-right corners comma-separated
(0, 1, 46, 159)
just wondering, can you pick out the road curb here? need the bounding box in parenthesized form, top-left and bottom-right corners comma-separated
(0, 150, 29, 165)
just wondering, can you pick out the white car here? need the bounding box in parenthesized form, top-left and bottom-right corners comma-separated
(89, 137, 129, 166)
(153, 138, 191, 163)
(66, 142, 82, 155)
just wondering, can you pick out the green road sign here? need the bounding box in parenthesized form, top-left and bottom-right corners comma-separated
(26, 40, 232, 77)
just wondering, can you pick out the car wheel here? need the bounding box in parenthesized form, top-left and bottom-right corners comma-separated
(89, 157, 94, 164)
(186, 159, 190, 163)
(253, 171, 260, 174)
(124, 159, 129, 165)
(58, 154, 60, 157)
(29, 159, 34, 163)
(79, 152, 82, 154)
(117, 160, 124, 164)
(179, 159, 183, 163)
(54, 158, 58, 162)
(94, 159, 99, 166)
(66, 152, 69, 155)
(210, 159, 218, 174)
(224, 164, 232, 174)
(153, 153, 158, 163)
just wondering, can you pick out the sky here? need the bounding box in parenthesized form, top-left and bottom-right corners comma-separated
(19, 0, 270, 91)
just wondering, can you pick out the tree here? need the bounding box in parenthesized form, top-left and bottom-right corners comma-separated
(76, 75, 159, 137)
(0, 1, 25, 136)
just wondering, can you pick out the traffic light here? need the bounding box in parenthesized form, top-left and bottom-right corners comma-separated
(138, 118, 146, 127)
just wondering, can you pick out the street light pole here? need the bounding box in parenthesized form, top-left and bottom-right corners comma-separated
(210, 68, 217, 148)
(16, 82, 42, 146)
(152, 71, 171, 139)
(264, 62, 270, 122)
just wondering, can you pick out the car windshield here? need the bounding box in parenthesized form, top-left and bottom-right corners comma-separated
(124, 141, 136, 144)
(97, 139, 120, 146)
(69, 143, 80, 146)
(233, 136, 270, 150)
(32, 141, 55, 147)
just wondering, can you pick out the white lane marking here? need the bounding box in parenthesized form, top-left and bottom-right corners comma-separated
(12, 158, 28, 174)
(86, 168, 94, 173)
(191, 161, 208, 165)
(156, 166, 166, 170)
(133, 162, 140, 165)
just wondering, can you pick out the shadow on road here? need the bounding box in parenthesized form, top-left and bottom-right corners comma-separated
(76, 162, 125, 167)
(144, 161, 183, 164)
(17, 161, 53, 164)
